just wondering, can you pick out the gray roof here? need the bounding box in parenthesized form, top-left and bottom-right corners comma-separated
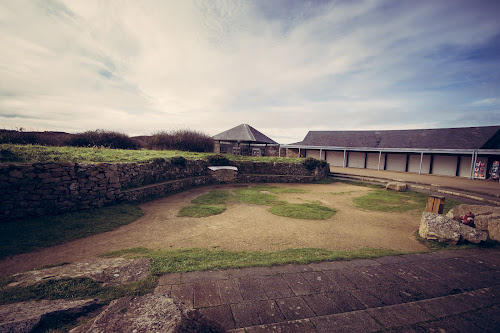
(213, 124, 278, 144)
(293, 126, 500, 150)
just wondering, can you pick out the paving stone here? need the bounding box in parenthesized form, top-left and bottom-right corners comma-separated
(218, 279, 243, 304)
(407, 279, 453, 299)
(335, 268, 372, 288)
(414, 319, 460, 332)
(276, 297, 316, 320)
(415, 260, 459, 280)
(282, 273, 316, 296)
(270, 264, 313, 274)
(387, 263, 439, 282)
(239, 277, 268, 301)
(401, 253, 434, 262)
(374, 255, 407, 265)
(416, 294, 475, 318)
(364, 283, 420, 306)
(424, 250, 462, 260)
(455, 288, 499, 308)
(181, 270, 229, 283)
(353, 266, 403, 287)
(343, 259, 381, 268)
(322, 269, 358, 289)
(245, 319, 317, 333)
(231, 301, 261, 328)
(303, 293, 340, 316)
(349, 288, 386, 308)
(194, 281, 221, 308)
(367, 302, 433, 328)
(153, 284, 171, 295)
(461, 310, 499, 333)
(473, 304, 500, 329)
(170, 282, 194, 308)
(227, 329, 246, 333)
(441, 277, 471, 293)
(301, 271, 339, 293)
(427, 315, 485, 333)
(255, 300, 285, 325)
(308, 261, 348, 271)
(438, 258, 480, 276)
(454, 272, 496, 290)
(228, 267, 273, 278)
(199, 305, 235, 331)
(259, 275, 295, 298)
(157, 273, 181, 285)
(311, 310, 382, 333)
(326, 290, 366, 312)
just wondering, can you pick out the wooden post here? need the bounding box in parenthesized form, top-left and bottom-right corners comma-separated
(425, 195, 445, 214)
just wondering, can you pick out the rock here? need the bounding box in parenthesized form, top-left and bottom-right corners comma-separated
(419, 212, 488, 244)
(9, 258, 151, 288)
(0, 299, 98, 333)
(385, 182, 407, 192)
(86, 294, 226, 333)
(446, 204, 500, 241)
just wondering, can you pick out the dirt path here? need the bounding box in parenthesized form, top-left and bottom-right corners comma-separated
(0, 183, 427, 276)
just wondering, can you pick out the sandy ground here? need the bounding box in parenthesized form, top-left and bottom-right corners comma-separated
(0, 183, 428, 276)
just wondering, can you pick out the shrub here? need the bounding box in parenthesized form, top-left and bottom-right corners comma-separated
(68, 130, 140, 150)
(303, 157, 326, 171)
(0, 130, 71, 146)
(0, 148, 20, 162)
(206, 154, 230, 166)
(170, 156, 187, 167)
(147, 129, 214, 152)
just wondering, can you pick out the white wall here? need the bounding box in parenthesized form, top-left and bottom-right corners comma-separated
(432, 155, 458, 176)
(326, 151, 345, 167)
(306, 149, 322, 160)
(347, 152, 366, 168)
(385, 154, 407, 172)
(366, 153, 382, 169)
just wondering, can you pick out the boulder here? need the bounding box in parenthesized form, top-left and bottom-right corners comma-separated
(386, 182, 407, 192)
(419, 212, 488, 245)
(446, 204, 500, 241)
(0, 299, 98, 333)
(86, 294, 226, 333)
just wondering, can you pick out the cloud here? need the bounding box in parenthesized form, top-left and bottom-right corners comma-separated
(0, 0, 499, 143)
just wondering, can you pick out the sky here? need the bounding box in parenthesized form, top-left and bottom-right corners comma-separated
(1, 0, 499, 144)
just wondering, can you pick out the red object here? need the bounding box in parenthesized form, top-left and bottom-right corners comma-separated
(461, 212, 475, 227)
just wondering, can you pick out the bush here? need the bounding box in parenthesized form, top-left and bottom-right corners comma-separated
(68, 130, 140, 150)
(0, 148, 20, 162)
(303, 157, 327, 171)
(0, 130, 70, 146)
(206, 154, 230, 166)
(147, 129, 214, 152)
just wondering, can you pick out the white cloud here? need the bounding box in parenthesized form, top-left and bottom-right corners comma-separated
(1, 0, 499, 143)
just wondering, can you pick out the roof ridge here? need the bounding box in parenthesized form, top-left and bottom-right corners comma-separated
(244, 124, 256, 141)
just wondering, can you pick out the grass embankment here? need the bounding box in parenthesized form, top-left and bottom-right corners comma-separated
(0, 204, 144, 260)
(180, 185, 336, 220)
(0, 143, 301, 164)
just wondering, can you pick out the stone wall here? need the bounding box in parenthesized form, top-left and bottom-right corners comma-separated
(0, 159, 329, 221)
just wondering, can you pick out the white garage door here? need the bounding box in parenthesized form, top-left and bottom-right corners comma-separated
(348, 152, 365, 168)
(458, 155, 473, 178)
(306, 150, 321, 160)
(326, 151, 344, 167)
(386, 154, 407, 172)
(366, 153, 381, 170)
(432, 155, 458, 176)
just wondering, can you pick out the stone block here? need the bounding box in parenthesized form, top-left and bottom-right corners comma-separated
(419, 212, 488, 245)
(385, 182, 407, 191)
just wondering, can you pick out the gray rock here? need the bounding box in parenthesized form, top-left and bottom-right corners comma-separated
(385, 182, 407, 192)
(86, 294, 226, 333)
(0, 299, 98, 333)
(446, 204, 500, 241)
(419, 212, 488, 244)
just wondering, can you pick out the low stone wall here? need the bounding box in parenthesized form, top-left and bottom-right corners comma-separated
(0, 159, 329, 221)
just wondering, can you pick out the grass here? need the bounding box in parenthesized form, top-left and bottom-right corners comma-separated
(269, 202, 337, 220)
(0, 204, 144, 260)
(235, 187, 282, 205)
(178, 205, 226, 218)
(103, 247, 403, 275)
(0, 275, 158, 306)
(0, 144, 302, 164)
(191, 189, 232, 205)
(250, 185, 308, 194)
(353, 189, 463, 214)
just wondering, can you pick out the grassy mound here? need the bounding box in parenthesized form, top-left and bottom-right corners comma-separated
(270, 202, 336, 220)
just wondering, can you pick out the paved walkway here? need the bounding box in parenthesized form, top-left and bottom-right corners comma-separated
(330, 166, 500, 204)
(154, 248, 499, 332)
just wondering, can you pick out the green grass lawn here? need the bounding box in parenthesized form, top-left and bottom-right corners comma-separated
(178, 205, 226, 218)
(0, 144, 302, 164)
(0, 204, 144, 260)
(191, 189, 232, 205)
(269, 202, 337, 220)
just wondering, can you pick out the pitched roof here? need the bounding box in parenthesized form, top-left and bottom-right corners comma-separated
(294, 126, 500, 150)
(212, 124, 278, 144)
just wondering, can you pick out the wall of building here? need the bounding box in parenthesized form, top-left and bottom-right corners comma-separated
(0, 160, 328, 221)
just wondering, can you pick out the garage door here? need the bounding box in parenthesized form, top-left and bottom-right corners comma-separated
(432, 155, 458, 176)
(385, 154, 407, 172)
(366, 153, 381, 169)
(306, 150, 321, 160)
(326, 151, 344, 167)
(347, 152, 365, 168)
(458, 155, 473, 178)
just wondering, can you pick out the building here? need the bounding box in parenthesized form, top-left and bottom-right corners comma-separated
(213, 124, 279, 157)
(281, 126, 500, 179)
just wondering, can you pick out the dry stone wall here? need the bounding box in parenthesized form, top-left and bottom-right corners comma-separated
(0, 159, 329, 221)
